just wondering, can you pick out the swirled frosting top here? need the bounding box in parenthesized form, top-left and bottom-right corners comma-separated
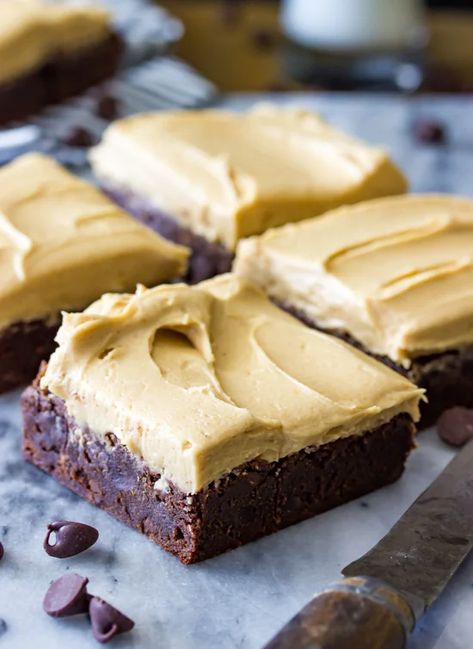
(89, 105, 407, 250)
(0, 0, 111, 84)
(234, 194, 473, 366)
(42, 274, 422, 493)
(0, 153, 188, 329)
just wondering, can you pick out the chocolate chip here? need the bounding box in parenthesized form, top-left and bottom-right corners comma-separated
(44, 521, 99, 558)
(89, 597, 135, 644)
(43, 573, 90, 618)
(413, 118, 447, 144)
(62, 127, 95, 148)
(437, 407, 473, 447)
(0, 542, 3, 561)
(96, 95, 119, 121)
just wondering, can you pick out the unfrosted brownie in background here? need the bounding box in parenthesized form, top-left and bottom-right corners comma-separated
(234, 194, 473, 427)
(0, 153, 188, 393)
(23, 274, 422, 563)
(90, 105, 407, 282)
(0, 0, 122, 125)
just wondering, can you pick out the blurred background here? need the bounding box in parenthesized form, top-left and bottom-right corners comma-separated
(159, 0, 473, 93)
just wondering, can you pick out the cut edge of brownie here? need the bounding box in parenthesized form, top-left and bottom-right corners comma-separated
(0, 318, 60, 394)
(278, 301, 473, 429)
(0, 32, 122, 126)
(22, 372, 416, 564)
(102, 186, 234, 284)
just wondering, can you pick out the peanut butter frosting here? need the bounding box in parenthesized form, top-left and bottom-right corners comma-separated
(89, 105, 407, 251)
(0, 153, 188, 329)
(0, 0, 111, 85)
(234, 194, 473, 366)
(42, 274, 422, 493)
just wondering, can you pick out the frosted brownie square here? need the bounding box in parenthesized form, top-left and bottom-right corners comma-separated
(90, 105, 407, 282)
(234, 194, 473, 426)
(0, 0, 122, 124)
(0, 153, 188, 392)
(22, 274, 422, 563)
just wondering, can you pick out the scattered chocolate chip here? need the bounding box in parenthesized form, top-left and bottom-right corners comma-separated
(44, 521, 99, 558)
(62, 126, 95, 148)
(0, 542, 3, 561)
(250, 27, 276, 50)
(89, 597, 135, 644)
(413, 118, 447, 144)
(43, 573, 90, 618)
(96, 95, 119, 120)
(437, 407, 473, 447)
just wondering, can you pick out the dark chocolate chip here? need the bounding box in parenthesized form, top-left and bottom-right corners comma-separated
(89, 597, 135, 644)
(43, 573, 90, 618)
(44, 521, 99, 558)
(62, 127, 95, 148)
(437, 407, 473, 447)
(413, 118, 447, 144)
(0, 542, 3, 561)
(96, 95, 119, 120)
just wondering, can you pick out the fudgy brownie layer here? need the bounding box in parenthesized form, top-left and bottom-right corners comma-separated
(0, 32, 122, 125)
(280, 302, 473, 428)
(0, 319, 59, 394)
(22, 377, 415, 563)
(103, 187, 233, 283)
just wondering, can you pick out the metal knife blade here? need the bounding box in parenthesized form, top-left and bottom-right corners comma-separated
(343, 438, 473, 620)
(265, 439, 473, 649)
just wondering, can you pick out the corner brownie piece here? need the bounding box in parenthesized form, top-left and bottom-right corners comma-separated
(0, 153, 188, 393)
(90, 105, 407, 282)
(0, 0, 122, 125)
(22, 275, 422, 563)
(234, 194, 473, 427)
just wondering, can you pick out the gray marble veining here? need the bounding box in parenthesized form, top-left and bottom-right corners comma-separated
(1, 93, 473, 649)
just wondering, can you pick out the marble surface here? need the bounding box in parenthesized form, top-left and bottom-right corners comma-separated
(1, 93, 473, 649)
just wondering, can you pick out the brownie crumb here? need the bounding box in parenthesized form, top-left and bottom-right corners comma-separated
(437, 407, 473, 447)
(63, 127, 95, 148)
(413, 118, 447, 144)
(96, 95, 119, 121)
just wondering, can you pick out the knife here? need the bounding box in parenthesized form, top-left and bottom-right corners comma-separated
(264, 438, 473, 649)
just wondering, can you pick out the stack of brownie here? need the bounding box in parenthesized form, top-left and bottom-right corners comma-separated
(0, 51, 468, 563)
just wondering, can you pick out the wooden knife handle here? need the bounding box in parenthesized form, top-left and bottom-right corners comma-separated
(264, 576, 415, 649)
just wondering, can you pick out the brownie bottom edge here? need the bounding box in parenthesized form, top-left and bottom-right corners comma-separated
(22, 381, 415, 564)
